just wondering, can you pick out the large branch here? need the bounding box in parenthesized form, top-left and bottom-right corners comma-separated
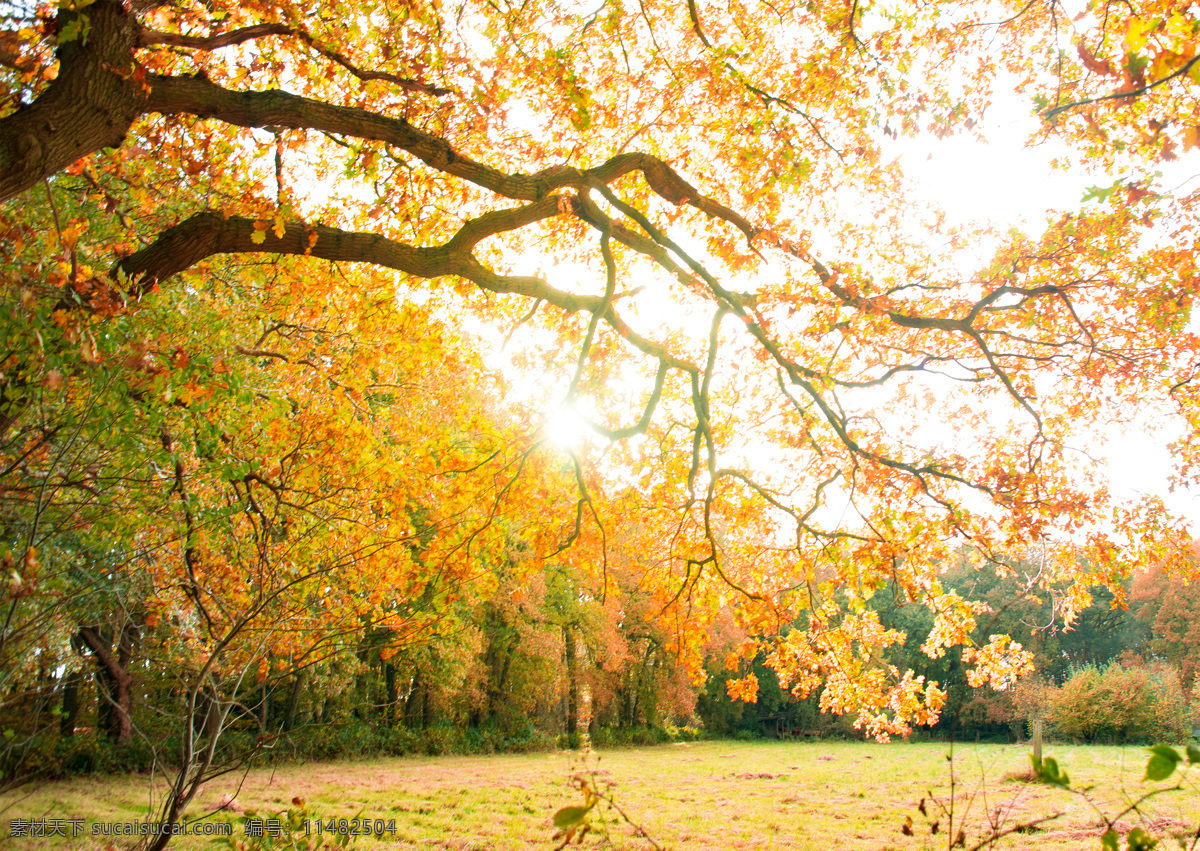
(116, 205, 570, 301)
(143, 75, 756, 238)
(76, 626, 132, 689)
(2, 0, 753, 244)
(113, 207, 699, 376)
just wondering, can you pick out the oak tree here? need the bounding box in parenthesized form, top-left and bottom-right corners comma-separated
(2, 0, 1198, 778)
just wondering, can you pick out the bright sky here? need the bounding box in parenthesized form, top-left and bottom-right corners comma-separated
(888, 104, 1200, 530)
(478, 66, 1200, 534)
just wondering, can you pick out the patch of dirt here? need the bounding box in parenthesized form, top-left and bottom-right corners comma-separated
(817, 755, 836, 761)
(1074, 817, 1194, 836)
(734, 772, 787, 779)
(1001, 767, 1037, 783)
(210, 793, 242, 812)
(1145, 817, 1194, 834)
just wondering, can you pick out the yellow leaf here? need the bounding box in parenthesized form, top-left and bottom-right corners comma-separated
(273, 214, 286, 238)
(1184, 125, 1200, 150)
(1150, 50, 1180, 79)
(1126, 17, 1152, 51)
(60, 223, 81, 251)
(1166, 13, 1190, 38)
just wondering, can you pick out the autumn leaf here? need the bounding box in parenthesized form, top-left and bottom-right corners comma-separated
(1077, 42, 1118, 77)
(727, 673, 759, 703)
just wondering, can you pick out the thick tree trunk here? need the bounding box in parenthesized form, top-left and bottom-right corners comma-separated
(0, 1, 145, 202)
(564, 624, 578, 740)
(283, 669, 307, 733)
(259, 684, 270, 730)
(421, 681, 433, 729)
(59, 669, 83, 737)
(77, 624, 137, 744)
(404, 670, 424, 729)
(383, 663, 396, 728)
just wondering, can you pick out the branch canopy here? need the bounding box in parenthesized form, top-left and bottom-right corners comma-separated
(1, 0, 1197, 743)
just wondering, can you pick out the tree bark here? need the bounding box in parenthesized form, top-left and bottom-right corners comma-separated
(77, 624, 137, 744)
(383, 663, 396, 728)
(0, 1, 145, 202)
(564, 624, 578, 740)
(404, 670, 424, 729)
(283, 668, 307, 733)
(259, 684, 270, 730)
(59, 669, 83, 737)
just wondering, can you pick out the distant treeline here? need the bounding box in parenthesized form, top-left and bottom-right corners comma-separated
(5, 552, 1197, 783)
(703, 553, 1200, 745)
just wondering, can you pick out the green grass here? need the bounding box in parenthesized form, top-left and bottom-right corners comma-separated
(2, 740, 1199, 849)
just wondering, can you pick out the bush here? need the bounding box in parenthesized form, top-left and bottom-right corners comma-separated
(14, 717, 704, 781)
(587, 723, 706, 748)
(1046, 662, 1190, 744)
(2, 730, 162, 782)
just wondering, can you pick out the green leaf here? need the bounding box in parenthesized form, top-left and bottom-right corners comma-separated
(1100, 828, 1119, 851)
(1149, 744, 1182, 761)
(1082, 183, 1120, 204)
(1031, 754, 1070, 788)
(1126, 826, 1159, 850)
(1186, 744, 1200, 764)
(1145, 754, 1179, 782)
(552, 805, 592, 830)
(58, 13, 90, 45)
(1145, 745, 1183, 781)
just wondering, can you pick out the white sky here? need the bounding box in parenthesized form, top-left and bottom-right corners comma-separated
(886, 105, 1200, 530)
(464, 73, 1200, 533)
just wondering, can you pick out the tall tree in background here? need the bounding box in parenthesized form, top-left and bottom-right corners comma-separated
(1, 0, 1198, 770)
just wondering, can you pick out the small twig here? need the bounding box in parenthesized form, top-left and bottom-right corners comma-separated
(501, 298, 542, 348)
(964, 812, 1066, 850)
(1044, 54, 1200, 119)
(43, 179, 77, 284)
(139, 24, 451, 95)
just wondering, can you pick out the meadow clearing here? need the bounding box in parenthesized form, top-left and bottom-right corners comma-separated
(1, 740, 1198, 850)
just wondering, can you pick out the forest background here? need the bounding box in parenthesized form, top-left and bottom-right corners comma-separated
(3, 0, 1200, 842)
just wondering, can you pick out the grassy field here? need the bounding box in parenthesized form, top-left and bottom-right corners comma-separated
(1, 740, 1198, 850)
